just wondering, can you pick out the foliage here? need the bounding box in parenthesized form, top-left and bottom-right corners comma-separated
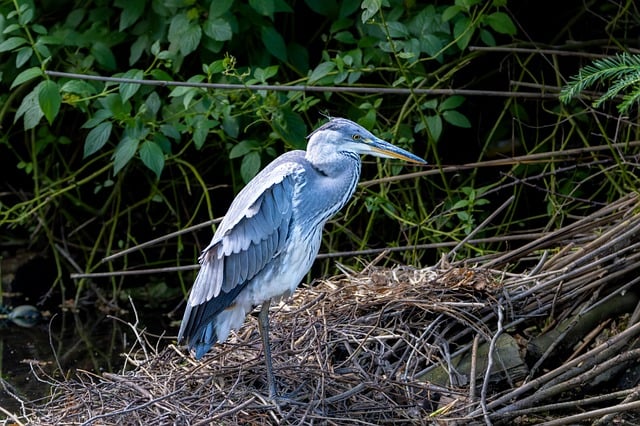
(560, 52, 640, 114)
(3, 0, 638, 308)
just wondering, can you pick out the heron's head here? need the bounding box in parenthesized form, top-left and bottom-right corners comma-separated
(307, 117, 426, 165)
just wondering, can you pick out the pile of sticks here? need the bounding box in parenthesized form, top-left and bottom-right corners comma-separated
(5, 194, 640, 425)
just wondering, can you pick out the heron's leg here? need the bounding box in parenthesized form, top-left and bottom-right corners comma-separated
(258, 299, 277, 398)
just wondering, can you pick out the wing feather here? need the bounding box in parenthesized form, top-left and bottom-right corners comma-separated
(178, 156, 306, 355)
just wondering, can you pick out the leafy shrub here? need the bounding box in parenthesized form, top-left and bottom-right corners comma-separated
(0, 0, 521, 302)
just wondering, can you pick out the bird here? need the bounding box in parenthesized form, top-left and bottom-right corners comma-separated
(177, 117, 426, 398)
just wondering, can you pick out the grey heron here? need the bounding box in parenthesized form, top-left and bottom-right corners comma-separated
(178, 117, 426, 398)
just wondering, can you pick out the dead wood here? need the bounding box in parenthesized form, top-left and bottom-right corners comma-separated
(4, 193, 640, 425)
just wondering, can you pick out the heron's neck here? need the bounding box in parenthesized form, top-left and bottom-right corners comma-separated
(306, 149, 360, 179)
(300, 150, 362, 226)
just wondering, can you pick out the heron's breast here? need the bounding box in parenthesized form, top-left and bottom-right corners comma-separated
(244, 224, 322, 305)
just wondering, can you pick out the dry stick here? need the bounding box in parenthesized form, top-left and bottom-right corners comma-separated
(468, 45, 612, 59)
(101, 373, 153, 400)
(107, 296, 149, 360)
(483, 192, 638, 269)
(0, 406, 25, 426)
(539, 348, 640, 396)
(79, 389, 183, 426)
(550, 215, 640, 270)
(45, 70, 558, 99)
(469, 320, 640, 416)
(480, 304, 505, 426)
(492, 389, 633, 418)
(101, 218, 221, 263)
(594, 384, 640, 425)
(70, 264, 199, 279)
(526, 288, 605, 379)
(87, 147, 637, 277)
(206, 397, 257, 422)
(94, 139, 637, 266)
(363, 141, 640, 188)
(71, 234, 547, 280)
(506, 228, 640, 306)
(446, 195, 515, 263)
(468, 334, 480, 405)
(536, 400, 640, 426)
(547, 247, 640, 309)
(430, 250, 640, 379)
(488, 334, 640, 418)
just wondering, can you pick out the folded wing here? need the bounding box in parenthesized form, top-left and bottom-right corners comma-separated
(177, 164, 301, 357)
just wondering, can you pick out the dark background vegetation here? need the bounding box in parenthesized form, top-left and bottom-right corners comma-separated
(1, 0, 639, 319)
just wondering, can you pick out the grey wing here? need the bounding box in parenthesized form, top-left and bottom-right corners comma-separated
(177, 169, 298, 348)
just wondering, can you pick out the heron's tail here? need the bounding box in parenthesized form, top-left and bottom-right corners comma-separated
(178, 281, 248, 359)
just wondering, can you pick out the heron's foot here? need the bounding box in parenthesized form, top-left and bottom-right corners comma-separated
(257, 382, 305, 408)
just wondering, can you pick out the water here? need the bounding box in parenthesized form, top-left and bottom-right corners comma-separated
(0, 305, 174, 417)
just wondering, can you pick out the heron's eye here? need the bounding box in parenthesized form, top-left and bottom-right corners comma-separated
(352, 134, 360, 140)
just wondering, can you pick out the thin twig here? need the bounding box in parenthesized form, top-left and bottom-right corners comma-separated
(480, 303, 504, 426)
(537, 400, 640, 426)
(101, 217, 221, 263)
(45, 70, 558, 98)
(446, 195, 515, 263)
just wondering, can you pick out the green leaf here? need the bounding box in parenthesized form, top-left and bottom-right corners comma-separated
(129, 34, 148, 65)
(309, 61, 335, 83)
(334, 31, 356, 44)
(443, 110, 472, 128)
(192, 115, 215, 150)
(183, 24, 202, 56)
(386, 21, 409, 38)
(84, 122, 113, 157)
(168, 14, 202, 55)
(454, 16, 474, 51)
(455, 0, 483, 10)
(361, 0, 381, 23)
(485, 12, 517, 35)
(61, 80, 98, 98)
(229, 140, 260, 159)
(81, 109, 112, 129)
(14, 83, 44, 129)
(222, 115, 239, 138)
(210, 0, 233, 18)
(139, 140, 165, 179)
(15, 46, 33, 67)
(452, 199, 469, 210)
(119, 69, 143, 103)
(160, 124, 181, 141)
(425, 115, 443, 141)
(0, 36, 27, 52)
(479, 28, 496, 46)
(38, 80, 61, 125)
(144, 91, 161, 116)
(10, 66, 42, 89)
(249, 0, 275, 19)
(274, 109, 307, 149)
(420, 34, 445, 58)
(442, 5, 463, 22)
(203, 17, 232, 41)
(116, 0, 145, 31)
(18, 6, 34, 25)
(305, 0, 338, 16)
(254, 65, 279, 83)
(439, 95, 465, 111)
(339, 0, 360, 18)
(240, 151, 261, 183)
(113, 136, 139, 175)
(261, 26, 287, 62)
(91, 42, 117, 71)
(3, 23, 22, 35)
(421, 98, 439, 110)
